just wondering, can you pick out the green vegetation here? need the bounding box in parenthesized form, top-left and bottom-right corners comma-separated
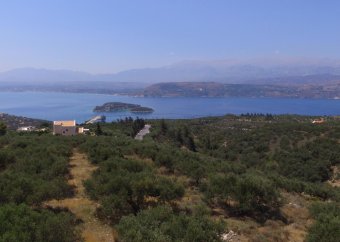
(0, 133, 79, 241)
(1, 114, 340, 241)
(94, 117, 145, 137)
(0, 204, 79, 242)
(0, 135, 74, 205)
(203, 173, 281, 217)
(82, 149, 184, 223)
(0, 122, 6, 136)
(117, 205, 224, 242)
(307, 202, 340, 242)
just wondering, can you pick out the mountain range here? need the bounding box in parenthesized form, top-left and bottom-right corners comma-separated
(1, 58, 340, 98)
(1, 57, 340, 85)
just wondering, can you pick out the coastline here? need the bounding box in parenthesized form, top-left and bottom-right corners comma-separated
(1, 91, 340, 124)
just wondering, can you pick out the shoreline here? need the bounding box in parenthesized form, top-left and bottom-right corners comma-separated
(2, 89, 340, 100)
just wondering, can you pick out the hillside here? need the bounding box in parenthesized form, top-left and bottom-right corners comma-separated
(0, 114, 339, 241)
(144, 81, 340, 99)
(144, 82, 226, 97)
(0, 113, 50, 130)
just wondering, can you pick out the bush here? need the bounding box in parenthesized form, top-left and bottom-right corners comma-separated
(0, 204, 79, 242)
(204, 173, 281, 215)
(84, 158, 184, 223)
(0, 136, 73, 205)
(117, 205, 225, 242)
(307, 202, 340, 242)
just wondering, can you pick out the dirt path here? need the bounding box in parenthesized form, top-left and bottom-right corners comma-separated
(329, 165, 340, 187)
(135, 124, 151, 140)
(44, 150, 115, 242)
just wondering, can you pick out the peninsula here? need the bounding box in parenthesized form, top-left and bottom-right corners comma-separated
(93, 102, 154, 113)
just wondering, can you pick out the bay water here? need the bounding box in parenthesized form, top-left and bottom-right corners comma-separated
(1, 91, 340, 122)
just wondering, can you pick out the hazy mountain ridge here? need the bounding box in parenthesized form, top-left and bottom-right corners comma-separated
(2, 59, 340, 98)
(2, 58, 340, 85)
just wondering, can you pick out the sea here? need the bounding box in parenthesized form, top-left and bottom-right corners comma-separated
(1, 91, 340, 122)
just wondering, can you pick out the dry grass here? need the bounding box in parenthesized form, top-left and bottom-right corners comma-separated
(217, 192, 313, 242)
(329, 165, 340, 187)
(124, 153, 313, 242)
(123, 154, 154, 166)
(44, 150, 116, 242)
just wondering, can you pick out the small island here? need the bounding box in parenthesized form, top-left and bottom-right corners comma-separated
(93, 102, 154, 113)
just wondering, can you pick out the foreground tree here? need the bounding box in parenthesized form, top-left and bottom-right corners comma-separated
(0, 122, 6, 136)
(84, 158, 184, 223)
(95, 123, 103, 136)
(204, 173, 281, 216)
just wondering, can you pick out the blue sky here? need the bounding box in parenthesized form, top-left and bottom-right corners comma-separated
(0, 0, 339, 73)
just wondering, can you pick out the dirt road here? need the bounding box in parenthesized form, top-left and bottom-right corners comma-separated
(44, 150, 115, 242)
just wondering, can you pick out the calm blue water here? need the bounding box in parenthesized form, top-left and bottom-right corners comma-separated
(1, 91, 340, 122)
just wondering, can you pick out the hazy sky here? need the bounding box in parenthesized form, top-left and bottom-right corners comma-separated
(1, 0, 339, 73)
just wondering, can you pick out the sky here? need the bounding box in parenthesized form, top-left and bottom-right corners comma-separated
(0, 0, 339, 73)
